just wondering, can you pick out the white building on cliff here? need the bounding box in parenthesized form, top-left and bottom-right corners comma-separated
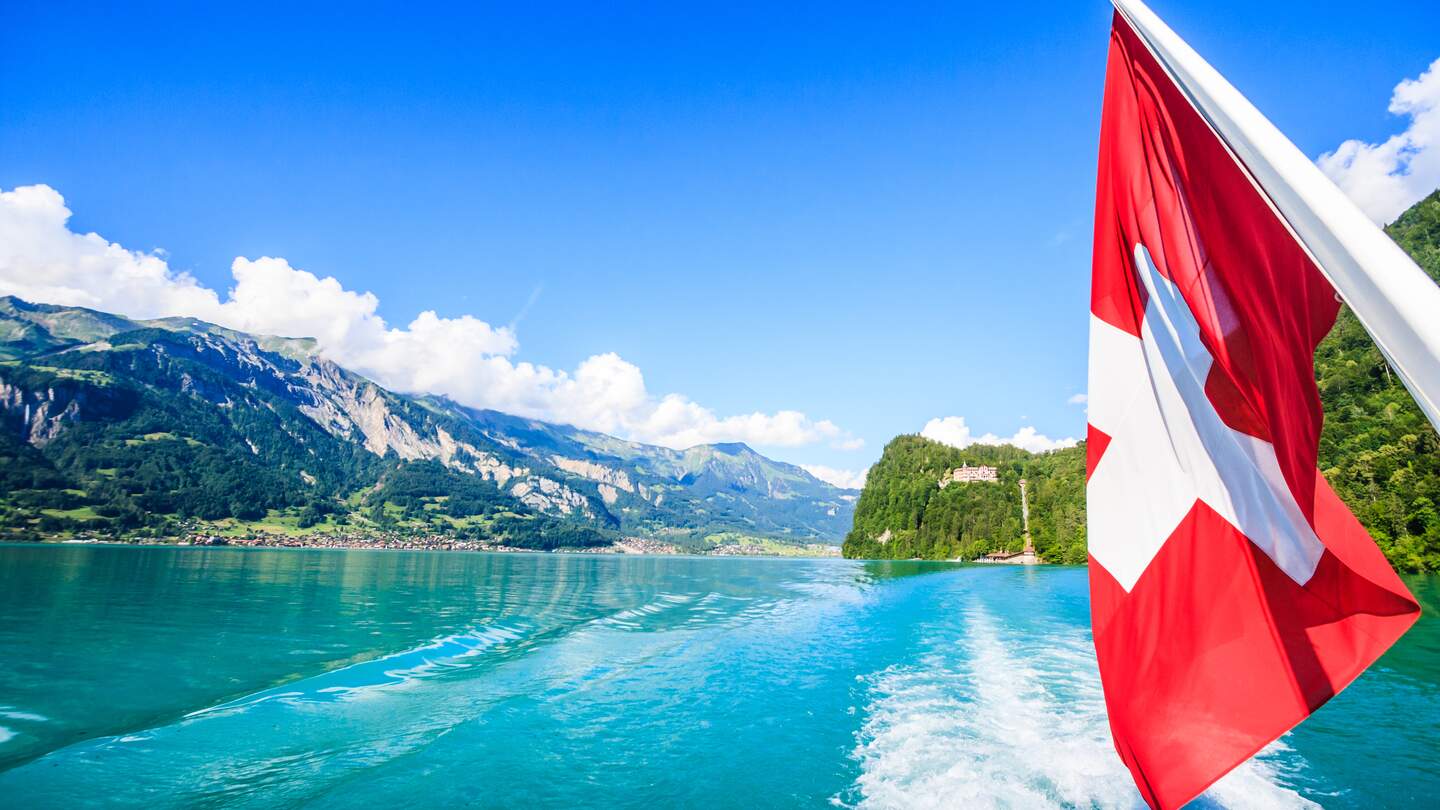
(938, 463, 999, 488)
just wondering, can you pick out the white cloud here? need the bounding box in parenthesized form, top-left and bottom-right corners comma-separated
(0, 184, 861, 452)
(1067, 393, 1088, 405)
(920, 416, 1077, 454)
(0, 184, 225, 320)
(801, 464, 868, 490)
(1318, 57, 1440, 224)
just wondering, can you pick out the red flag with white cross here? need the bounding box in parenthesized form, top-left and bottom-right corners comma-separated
(1088, 2, 1435, 808)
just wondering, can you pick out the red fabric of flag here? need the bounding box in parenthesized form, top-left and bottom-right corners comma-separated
(1088, 12, 1420, 809)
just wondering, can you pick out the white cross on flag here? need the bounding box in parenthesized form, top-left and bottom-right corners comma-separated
(1090, 2, 1438, 808)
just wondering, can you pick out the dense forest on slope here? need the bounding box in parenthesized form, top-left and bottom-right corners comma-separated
(842, 437, 1086, 564)
(846, 191, 1440, 571)
(1316, 190, 1440, 571)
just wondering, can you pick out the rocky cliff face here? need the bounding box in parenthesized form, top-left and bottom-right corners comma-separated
(0, 375, 137, 447)
(0, 381, 81, 446)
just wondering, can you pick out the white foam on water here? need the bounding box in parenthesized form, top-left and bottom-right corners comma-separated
(182, 622, 530, 720)
(0, 706, 46, 747)
(599, 593, 696, 629)
(845, 605, 1318, 809)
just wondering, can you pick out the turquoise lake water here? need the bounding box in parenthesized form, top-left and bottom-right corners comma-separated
(0, 545, 1435, 808)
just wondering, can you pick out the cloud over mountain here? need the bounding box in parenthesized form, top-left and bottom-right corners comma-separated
(0, 184, 859, 453)
(920, 415, 1077, 454)
(1319, 57, 1440, 225)
(800, 464, 869, 490)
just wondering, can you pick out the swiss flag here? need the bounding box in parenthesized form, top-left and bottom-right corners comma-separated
(1089, 8, 1421, 810)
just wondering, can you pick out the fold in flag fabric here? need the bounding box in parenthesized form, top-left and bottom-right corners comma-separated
(1089, 2, 1425, 808)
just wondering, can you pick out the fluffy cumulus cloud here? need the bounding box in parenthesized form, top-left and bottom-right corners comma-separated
(1067, 393, 1088, 405)
(920, 416, 1077, 454)
(0, 184, 861, 452)
(0, 184, 225, 320)
(1318, 57, 1440, 225)
(800, 464, 869, 490)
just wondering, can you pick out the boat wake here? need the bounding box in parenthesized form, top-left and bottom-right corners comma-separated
(184, 621, 532, 721)
(0, 588, 788, 807)
(843, 604, 1317, 809)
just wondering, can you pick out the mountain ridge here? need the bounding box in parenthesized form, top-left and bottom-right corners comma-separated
(0, 296, 856, 551)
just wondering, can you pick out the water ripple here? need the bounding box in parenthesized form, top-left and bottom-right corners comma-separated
(185, 622, 530, 720)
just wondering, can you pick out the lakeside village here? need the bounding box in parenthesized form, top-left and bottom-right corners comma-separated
(55, 530, 842, 558)
(51, 464, 1035, 563)
(939, 463, 1042, 566)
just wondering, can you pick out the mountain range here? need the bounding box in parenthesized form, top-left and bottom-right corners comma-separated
(0, 296, 857, 550)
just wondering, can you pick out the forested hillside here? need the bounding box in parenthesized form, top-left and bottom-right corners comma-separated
(842, 437, 1086, 563)
(846, 190, 1440, 571)
(1316, 190, 1440, 571)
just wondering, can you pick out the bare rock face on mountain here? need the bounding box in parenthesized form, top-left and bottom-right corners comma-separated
(0, 295, 856, 548)
(0, 382, 82, 446)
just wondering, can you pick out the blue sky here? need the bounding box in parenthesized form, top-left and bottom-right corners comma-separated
(2, 0, 1438, 486)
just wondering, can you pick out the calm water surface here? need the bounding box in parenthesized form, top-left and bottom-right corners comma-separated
(0, 545, 1435, 808)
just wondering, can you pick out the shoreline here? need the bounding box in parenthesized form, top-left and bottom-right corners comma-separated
(16, 533, 843, 559)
